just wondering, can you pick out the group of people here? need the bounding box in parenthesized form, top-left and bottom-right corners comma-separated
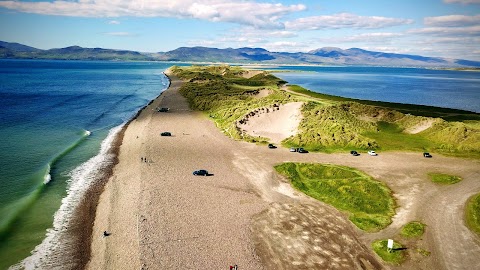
(140, 157, 148, 163)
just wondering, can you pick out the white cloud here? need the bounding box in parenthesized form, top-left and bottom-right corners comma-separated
(327, 32, 403, 43)
(104, 32, 136, 36)
(409, 25, 480, 36)
(108, 20, 120, 25)
(424, 14, 480, 27)
(0, 0, 306, 29)
(444, 0, 480, 4)
(285, 13, 414, 30)
(263, 41, 306, 52)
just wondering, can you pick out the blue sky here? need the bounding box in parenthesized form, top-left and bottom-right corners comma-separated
(0, 0, 479, 60)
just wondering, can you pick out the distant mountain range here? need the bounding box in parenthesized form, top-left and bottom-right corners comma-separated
(1, 40, 479, 67)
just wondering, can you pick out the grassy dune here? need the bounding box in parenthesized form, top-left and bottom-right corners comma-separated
(284, 86, 480, 157)
(400, 221, 426, 238)
(465, 193, 480, 235)
(171, 65, 480, 157)
(274, 163, 396, 232)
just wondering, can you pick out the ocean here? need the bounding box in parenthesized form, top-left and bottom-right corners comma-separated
(0, 60, 172, 269)
(272, 66, 480, 113)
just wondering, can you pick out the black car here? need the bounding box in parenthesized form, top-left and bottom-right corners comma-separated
(160, 132, 172, 136)
(297, 147, 309, 153)
(193, 169, 209, 176)
(350, 150, 360, 156)
(423, 152, 432, 158)
(157, 107, 169, 112)
(268, 144, 277, 149)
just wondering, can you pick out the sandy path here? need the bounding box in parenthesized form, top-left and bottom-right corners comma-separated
(404, 119, 436, 134)
(87, 71, 480, 270)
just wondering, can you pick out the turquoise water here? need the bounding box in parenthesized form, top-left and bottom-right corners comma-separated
(272, 66, 480, 113)
(0, 60, 173, 269)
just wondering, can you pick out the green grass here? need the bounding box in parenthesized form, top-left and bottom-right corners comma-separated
(274, 163, 396, 232)
(372, 239, 406, 265)
(428, 173, 462, 185)
(364, 122, 434, 152)
(400, 221, 426, 238)
(465, 193, 480, 235)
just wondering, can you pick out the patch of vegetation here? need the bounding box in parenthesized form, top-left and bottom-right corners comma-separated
(372, 239, 406, 265)
(400, 221, 426, 238)
(416, 248, 431, 257)
(428, 173, 462, 185)
(274, 163, 396, 231)
(465, 193, 480, 235)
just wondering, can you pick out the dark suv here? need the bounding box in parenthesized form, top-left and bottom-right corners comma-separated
(193, 169, 209, 176)
(297, 148, 309, 153)
(350, 150, 360, 156)
(423, 152, 432, 158)
(268, 144, 277, 149)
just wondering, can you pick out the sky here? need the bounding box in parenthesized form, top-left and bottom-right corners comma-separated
(0, 0, 479, 60)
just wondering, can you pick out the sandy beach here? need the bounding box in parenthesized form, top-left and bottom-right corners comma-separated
(85, 69, 480, 270)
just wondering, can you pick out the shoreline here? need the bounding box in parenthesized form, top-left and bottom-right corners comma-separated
(72, 73, 171, 268)
(13, 72, 172, 269)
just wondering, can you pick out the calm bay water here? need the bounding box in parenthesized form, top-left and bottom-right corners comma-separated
(272, 66, 480, 113)
(0, 60, 172, 269)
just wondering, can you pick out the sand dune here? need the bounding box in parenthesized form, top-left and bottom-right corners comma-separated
(240, 102, 303, 144)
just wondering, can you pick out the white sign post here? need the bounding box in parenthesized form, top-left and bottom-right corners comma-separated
(387, 239, 394, 253)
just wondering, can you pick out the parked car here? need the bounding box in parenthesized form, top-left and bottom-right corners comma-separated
(268, 144, 277, 149)
(367, 150, 378, 156)
(423, 152, 432, 158)
(157, 107, 169, 112)
(297, 148, 309, 153)
(193, 169, 209, 176)
(160, 132, 172, 136)
(290, 147, 297, 152)
(350, 150, 360, 156)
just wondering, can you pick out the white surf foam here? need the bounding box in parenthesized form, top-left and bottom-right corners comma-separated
(42, 164, 52, 185)
(11, 124, 124, 270)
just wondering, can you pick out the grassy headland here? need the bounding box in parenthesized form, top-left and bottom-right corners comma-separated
(274, 163, 396, 232)
(170, 65, 480, 157)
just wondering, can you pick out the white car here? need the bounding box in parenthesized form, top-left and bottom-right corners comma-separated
(368, 150, 378, 156)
